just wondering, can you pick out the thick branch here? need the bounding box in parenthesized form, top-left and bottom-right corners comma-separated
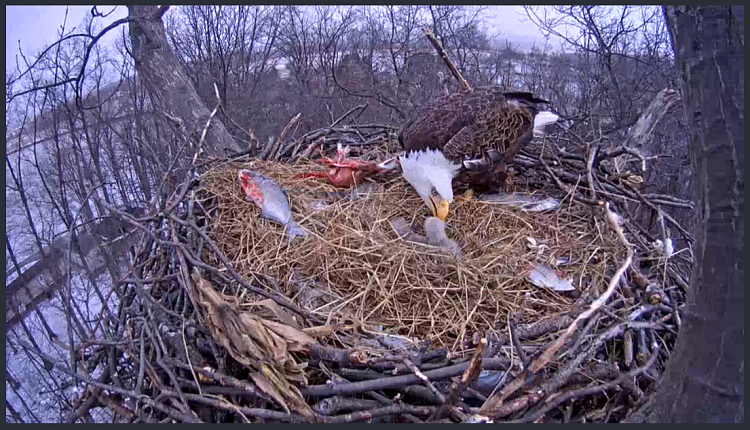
(422, 27, 472, 92)
(126, 5, 240, 157)
(621, 88, 681, 149)
(644, 6, 744, 424)
(301, 358, 508, 398)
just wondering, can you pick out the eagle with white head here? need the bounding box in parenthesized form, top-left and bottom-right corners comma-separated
(387, 86, 559, 221)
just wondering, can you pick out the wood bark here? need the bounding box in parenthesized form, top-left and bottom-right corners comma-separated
(640, 6, 744, 423)
(126, 5, 241, 157)
(622, 88, 681, 150)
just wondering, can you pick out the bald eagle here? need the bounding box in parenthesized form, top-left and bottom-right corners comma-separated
(394, 86, 559, 221)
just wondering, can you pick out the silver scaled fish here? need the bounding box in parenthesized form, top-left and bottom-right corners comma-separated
(237, 169, 308, 239)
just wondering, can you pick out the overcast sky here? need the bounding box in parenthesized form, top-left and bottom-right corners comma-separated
(6, 6, 123, 71)
(6, 5, 557, 72)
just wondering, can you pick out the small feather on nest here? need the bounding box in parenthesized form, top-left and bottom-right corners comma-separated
(526, 262, 576, 292)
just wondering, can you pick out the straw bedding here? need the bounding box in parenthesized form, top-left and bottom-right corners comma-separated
(197, 159, 623, 353)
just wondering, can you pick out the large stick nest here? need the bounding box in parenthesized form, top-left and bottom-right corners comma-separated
(59, 121, 694, 424)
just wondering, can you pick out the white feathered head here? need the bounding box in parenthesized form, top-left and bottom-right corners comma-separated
(398, 149, 462, 221)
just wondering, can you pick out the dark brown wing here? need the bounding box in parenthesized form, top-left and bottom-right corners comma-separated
(398, 86, 548, 163)
(441, 125, 475, 160)
(397, 90, 477, 163)
(443, 101, 532, 161)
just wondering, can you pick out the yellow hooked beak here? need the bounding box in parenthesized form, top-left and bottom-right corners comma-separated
(428, 195, 450, 221)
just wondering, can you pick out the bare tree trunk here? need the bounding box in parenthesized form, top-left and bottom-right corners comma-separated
(6, 399, 25, 423)
(639, 6, 744, 423)
(126, 5, 241, 157)
(6, 375, 41, 423)
(5, 236, 58, 340)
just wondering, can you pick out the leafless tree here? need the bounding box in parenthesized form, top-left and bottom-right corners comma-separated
(7, 4, 739, 423)
(520, 6, 693, 241)
(524, 6, 675, 128)
(640, 5, 744, 423)
(167, 6, 282, 121)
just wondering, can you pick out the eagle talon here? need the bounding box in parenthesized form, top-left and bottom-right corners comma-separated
(505, 171, 517, 193)
(460, 189, 474, 201)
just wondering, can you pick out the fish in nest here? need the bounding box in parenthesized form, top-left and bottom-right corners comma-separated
(238, 169, 308, 240)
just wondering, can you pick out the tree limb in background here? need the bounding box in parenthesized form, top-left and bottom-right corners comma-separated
(423, 27, 473, 93)
(126, 5, 240, 157)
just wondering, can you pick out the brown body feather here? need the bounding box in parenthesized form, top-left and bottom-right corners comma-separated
(398, 86, 550, 190)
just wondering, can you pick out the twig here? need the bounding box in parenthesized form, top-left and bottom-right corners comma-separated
(301, 358, 508, 398)
(623, 330, 635, 369)
(484, 391, 544, 419)
(529, 201, 632, 373)
(509, 318, 529, 371)
(586, 141, 599, 201)
(299, 137, 326, 160)
(435, 338, 487, 420)
(181, 318, 202, 395)
(320, 366, 424, 422)
(313, 397, 381, 416)
(262, 113, 301, 161)
(509, 295, 530, 370)
(330, 103, 368, 129)
(161, 390, 307, 423)
(326, 404, 436, 423)
(422, 28, 472, 92)
(516, 341, 661, 423)
(403, 358, 446, 404)
(483, 315, 574, 358)
(193, 83, 222, 166)
(172, 362, 268, 401)
(568, 313, 603, 357)
(536, 321, 656, 396)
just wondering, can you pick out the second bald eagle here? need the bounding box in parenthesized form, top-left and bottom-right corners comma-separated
(395, 86, 559, 221)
